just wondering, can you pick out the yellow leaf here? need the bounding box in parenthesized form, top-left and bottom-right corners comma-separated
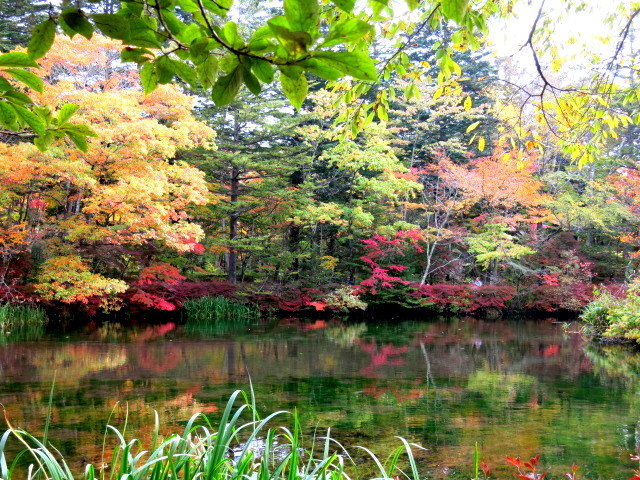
(463, 96, 472, 111)
(466, 121, 480, 133)
(478, 136, 486, 152)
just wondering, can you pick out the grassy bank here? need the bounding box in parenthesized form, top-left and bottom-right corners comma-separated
(0, 304, 47, 342)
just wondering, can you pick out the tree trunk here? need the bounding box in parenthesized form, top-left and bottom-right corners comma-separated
(228, 166, 239, 284)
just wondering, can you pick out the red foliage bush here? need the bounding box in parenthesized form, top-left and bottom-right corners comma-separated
(410, 283, 516, 312)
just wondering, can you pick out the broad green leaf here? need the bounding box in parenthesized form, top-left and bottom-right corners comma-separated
(140, 62, 158, 93)
(197, 56, 219, 88)
(60, 8, 94, 39)
(64, 123, 98, 137)
(250, 59, 274, 83)
(0, 52, 38, 68)
(211, 66, 243, 106)
(243, 66, 262, 95)
(331, 0, 355, 11)
(268, 18, 312, 56)
(91, 14, 131, 40)
(28, 19, 56, 60)
(66, 131, 89, 152)
(312, 51, 377, 81)
(404, 0, 420, 10)
(441, 0, 468, 23)
(299, 58, 341, 81)
(58, 104, 80, 124)
(4, 69, 44, 93)
(222, 21, 244, 49)
(2, 90, 32, 105)
(92, 14, 161, 48)
(154, 56, 175, 83)
(321, 19, 373, 47)
(284, 0, 319, 33)
(190, 37, 213, 64)
(160, 9, 187, 37)
(280, 72, 308, 110)
(0, 101, 18, 129)
(13, 105, 46, 136)
(201, 0, 233, 16)
(170, 59, 199, 88)
(121, 47, 153, 64)
(34, 132, 56, 152)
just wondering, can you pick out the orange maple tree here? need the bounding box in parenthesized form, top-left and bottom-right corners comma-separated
(0, 35, 214, 303)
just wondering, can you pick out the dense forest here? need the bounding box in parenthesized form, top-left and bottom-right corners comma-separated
(0, 0, 638, 339)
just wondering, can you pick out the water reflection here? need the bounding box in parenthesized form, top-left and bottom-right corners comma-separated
(0, 317, 638, 479)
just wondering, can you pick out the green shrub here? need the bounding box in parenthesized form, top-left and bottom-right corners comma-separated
(581, 281, 640, 342)
(0, 304, 47, 342)
(184, 296, 260, 335)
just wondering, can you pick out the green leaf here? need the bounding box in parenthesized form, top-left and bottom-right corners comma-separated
(121, 47, 153, 64)
(34, 132, 56, 152)
(171, 59, 198, 88)
(160, 9, 187, 37)
(189, 37, 213, 64)
(91, 14, 161, 48)
(66, 131, 89, 152)
(280, 72, 308, 110)
(64, 123, 98, 137)
(13, 104, 46, 136)
(250, 59, 274, 83)
(243, 66, 261, 95)
(404, 0, 419, 10)
(321, 19, 373, 47)
(59, 8, 94, 39)
(197, 56, 219, 88)
(222, 21, 244, 48)
(28, 19, 56, 60)
(211, 66, 243, 106)
(4, 69, 44, 93)
(91, 14, 130, 39)
(2, 90, 32, 105)
(0, 101, 18, 129)
(140, 62, 158, 93)
(441, 0, 468, 23)
(58, 104, 80, 124)
(312, 51, 377, 81)
(299, 58, 341, 81)
(0, 52, 38, 68)
(284, 0, 319, 33)
(330, 0, 355, 11)
(268, 19, 312, 56)
(201, 0, 233, 16)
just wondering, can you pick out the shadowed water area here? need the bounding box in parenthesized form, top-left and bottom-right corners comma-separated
(0, 317, 639, 479)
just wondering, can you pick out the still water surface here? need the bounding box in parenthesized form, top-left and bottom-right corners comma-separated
(0, 317, 639, 479)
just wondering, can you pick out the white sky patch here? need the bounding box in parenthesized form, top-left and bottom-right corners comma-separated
(487, 0, 638, 86)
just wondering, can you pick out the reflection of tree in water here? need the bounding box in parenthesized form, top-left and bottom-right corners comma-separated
(357, 338, 408, 377)
(418, 343, 460, 447)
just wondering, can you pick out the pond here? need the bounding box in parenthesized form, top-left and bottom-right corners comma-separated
(0, 316, 639, 479)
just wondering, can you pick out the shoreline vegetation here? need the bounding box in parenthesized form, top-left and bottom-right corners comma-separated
(2, 277, 640, 345)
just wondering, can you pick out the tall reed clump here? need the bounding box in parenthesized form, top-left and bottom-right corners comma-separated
(0, 389, 422, 480)
(0, 304, 47, 341)
(184, 296, 260, 335)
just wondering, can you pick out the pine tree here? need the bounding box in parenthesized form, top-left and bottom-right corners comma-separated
(0, 0, 49, 51)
